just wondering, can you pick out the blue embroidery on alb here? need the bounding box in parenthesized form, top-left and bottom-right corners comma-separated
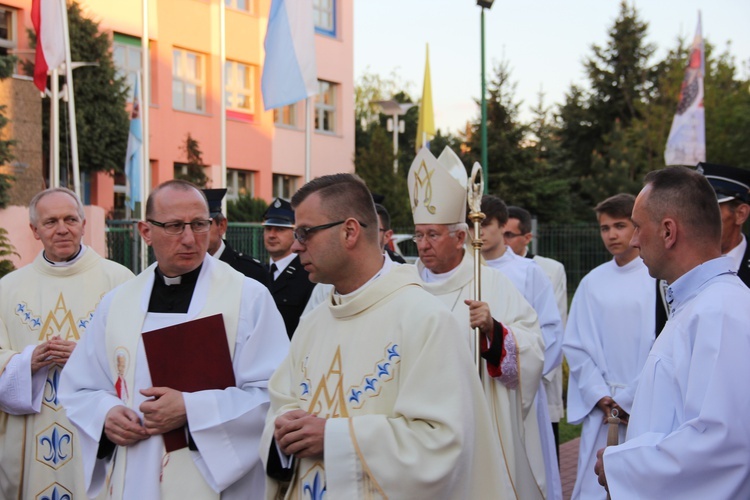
(364, 377, 378, 392)
(348, 388, 362, 403)
(303, 471, 326, 500)
(39, 426, 71, 465)
(44, 366, 61, 407)
(41, 486, 71, 500)
(300, 381, 310, 396)
(377, 362, 391, 377)
(387, 344, 399, 360)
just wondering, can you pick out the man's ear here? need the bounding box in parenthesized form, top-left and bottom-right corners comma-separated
(735, 203, 750, 226)
(30, 223, 41, 241)
(663, 218, 677, 249)
(137, 220, 152, 246)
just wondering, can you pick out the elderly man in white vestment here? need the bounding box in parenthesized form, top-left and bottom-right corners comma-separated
(59, 180, 289, 499)
(594, 167, 750, 498)
(0, 187, 134, 500)
(407, 147, 547, 499)
(261, 173, 514, 499)
(563, 193, 656, 500)
(479, 195, 563, 500)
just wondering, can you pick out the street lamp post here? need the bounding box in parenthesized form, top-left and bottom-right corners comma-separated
(373, 99, 415, 173)
(477, 0, 494, 194)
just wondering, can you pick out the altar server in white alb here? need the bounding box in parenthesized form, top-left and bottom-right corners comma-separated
(563, 193, 657, 500)
(59, 180, 289, 499)
(408, 147, 547, 499)
(594, 166, 750, 497)
(480, 194, 563, 500)
(262, 173, 513, 499)
(0, 188, 134, 500)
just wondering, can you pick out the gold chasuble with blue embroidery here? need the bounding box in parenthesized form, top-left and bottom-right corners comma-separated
(262, 265, 516, 500)
(0, 249, 133, 500)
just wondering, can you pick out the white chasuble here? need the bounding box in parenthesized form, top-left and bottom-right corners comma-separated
(563, 257, 655, 500)
(59, 256, 289, 499)
(0, 249, 133, 500)
(263, 265, 515, 500)
(415, 252, 546, 500)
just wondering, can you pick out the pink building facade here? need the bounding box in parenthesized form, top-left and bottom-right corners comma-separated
(1, 0, 354, 216)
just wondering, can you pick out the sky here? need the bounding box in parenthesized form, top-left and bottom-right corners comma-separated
(354, 0, 750, 134)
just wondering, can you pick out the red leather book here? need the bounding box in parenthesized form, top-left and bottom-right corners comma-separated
(142, 313, 236, 452)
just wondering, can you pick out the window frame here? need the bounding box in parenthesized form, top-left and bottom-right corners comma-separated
(226, 168, 255, 200)
(225, 0, 253, 14)
(273, 103, 298, 128)
(314, 80, 336, 133)
(225, 60, 256, 117)
(0, 7, 17, 54)
(113, 34, 142, 103)
(172, 48, 207, 113)
(313, 0, 335, 37)
(273, 174, 298, 200)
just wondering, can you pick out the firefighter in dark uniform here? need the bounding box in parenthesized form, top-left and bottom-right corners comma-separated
(202, 188, 270, 287)
(263, 197, 315, 338)
(698, 162, 750, 287)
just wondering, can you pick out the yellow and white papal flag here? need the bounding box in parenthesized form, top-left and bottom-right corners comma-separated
(664, 12, 705, 166)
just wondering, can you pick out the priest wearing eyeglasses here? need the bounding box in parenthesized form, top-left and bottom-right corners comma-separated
(59, 180, 289, 499)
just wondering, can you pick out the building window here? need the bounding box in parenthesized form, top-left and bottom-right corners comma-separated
(113, 34, 142, 102)
(273, 104, 297, 128)
(0, 7, 16, 56)
(225, 60, 255, 117)
(315, 80, 336, 133)
(225, 0, 253, 13)
(313, 0, 335, 36)
(173, 48, 206, 113)
(227, 169, 255, 200)
(273, 174, 298, 200)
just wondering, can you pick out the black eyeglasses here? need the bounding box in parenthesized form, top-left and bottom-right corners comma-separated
(503, 231, 525, 239)
(147, 218, 213, 235)
(293, 220, 368, 244)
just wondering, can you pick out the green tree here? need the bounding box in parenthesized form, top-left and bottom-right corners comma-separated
(25, 1, 129, 183)
(227, 195, 268, 222)
(175, 133, 209, 187)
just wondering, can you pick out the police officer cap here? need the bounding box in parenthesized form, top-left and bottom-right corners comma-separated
(696, 162, 750, 204)
(202, 188, 227, 216)
(262, 198, 295, 228)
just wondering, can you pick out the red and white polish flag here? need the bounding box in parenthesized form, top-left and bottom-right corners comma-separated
(31, 0, 67, 92)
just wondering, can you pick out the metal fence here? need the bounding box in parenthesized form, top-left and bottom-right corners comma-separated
(106, 221, 610, 296)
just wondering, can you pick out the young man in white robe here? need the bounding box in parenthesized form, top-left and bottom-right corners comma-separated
(506, 205, 568, 459)
(595, 167, 750, 497)
(59, 180, 290, 499)
(563, 193, 656, 500)
(262, 173, 513, 499)
(0, 188, 134, 500)
(480, 195, 563, 500)
(408, 148, 547, 499)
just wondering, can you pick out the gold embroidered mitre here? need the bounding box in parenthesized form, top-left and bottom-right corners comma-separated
(408, 146, 468, 224)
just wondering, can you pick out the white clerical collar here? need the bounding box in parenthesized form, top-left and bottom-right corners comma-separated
(333, 255, 391, 305)
(420, 260, 461, 284)
(44, 244, 86, 267)
(163, 275, 182, 286)
(269, 252, 296, 277)
(724, 234, 746, 273)
(213, 240, 227, 260)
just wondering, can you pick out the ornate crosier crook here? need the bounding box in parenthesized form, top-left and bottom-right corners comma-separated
(467, 163, 486, 380)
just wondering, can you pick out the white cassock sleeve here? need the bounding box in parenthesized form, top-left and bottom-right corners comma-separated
(0, 345, 49, 414)
(528, 265, 563, 377)
(184, 281, 289, 492)
(562, 282, 609, 424)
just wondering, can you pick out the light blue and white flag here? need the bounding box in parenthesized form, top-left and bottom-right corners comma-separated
(261, 0, 318, 110)
(125, 78, 142, 211)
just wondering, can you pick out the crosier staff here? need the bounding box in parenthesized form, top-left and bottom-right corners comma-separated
(467, 163, 485, 380)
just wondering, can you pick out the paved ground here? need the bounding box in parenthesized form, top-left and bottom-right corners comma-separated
(560, 437, 580, 500)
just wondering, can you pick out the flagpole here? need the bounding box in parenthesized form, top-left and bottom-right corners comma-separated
(50, 68, 60, 188)
(140, 0, 150, 273)
(220, 0, 227, 203)
(305, 97, 312, 183)
(60, 0, 80, 198)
